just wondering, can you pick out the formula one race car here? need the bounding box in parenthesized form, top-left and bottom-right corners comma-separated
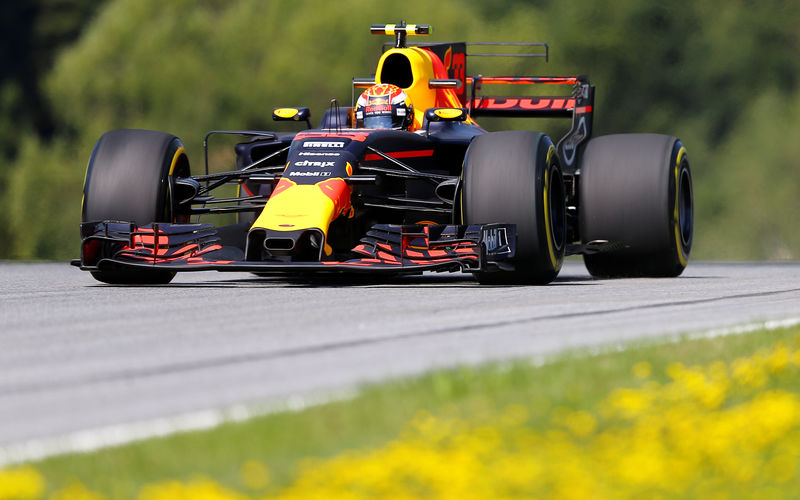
(73, 22, 693, 285)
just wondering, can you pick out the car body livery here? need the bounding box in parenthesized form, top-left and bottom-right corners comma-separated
(75, 22, 693, 285)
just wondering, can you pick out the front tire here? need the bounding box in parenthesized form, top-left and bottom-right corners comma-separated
(462, 131, 566, 285)
(579, 134, 693, 278)
(82, 129, 191, 284)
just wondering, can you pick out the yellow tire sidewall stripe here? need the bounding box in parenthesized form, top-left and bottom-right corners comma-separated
(543, 145, 561, 271)
(168, 146, 185, 176)
(673, 146, 688, 268)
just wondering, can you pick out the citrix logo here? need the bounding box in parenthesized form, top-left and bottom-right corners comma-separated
(294, 160, 335, 167)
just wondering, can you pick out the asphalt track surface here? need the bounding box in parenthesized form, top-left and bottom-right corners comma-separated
(1, 261, 799, 450)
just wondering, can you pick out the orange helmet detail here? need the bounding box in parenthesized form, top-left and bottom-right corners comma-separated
(355, 84, 413, 130)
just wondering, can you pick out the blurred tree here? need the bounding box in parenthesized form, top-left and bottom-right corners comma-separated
(0, 0, 105, 151)
(1, 0, 799, 260)
(0, 2, 50, 147)
(546, 0, 800, 143)
(0, 0, 105, 255)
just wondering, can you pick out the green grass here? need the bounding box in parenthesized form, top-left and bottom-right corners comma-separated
(23, 323, 800, 498)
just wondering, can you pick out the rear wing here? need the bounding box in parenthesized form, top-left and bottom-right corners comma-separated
(379, 41, 548, 106)
(467, 76, 591, 118)
(464, 43, 595, 171)
(371, 35, 595, 170)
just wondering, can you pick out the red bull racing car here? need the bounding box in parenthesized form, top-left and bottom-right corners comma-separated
(74, 22, 693, 285)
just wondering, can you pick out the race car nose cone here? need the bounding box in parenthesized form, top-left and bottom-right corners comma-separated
(246, 227, 326, 262)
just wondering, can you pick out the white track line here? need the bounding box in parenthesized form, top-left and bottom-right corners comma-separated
(2, 317, 799, 468)
(0, 389, 356, 468)
(688, 316, 800, 340)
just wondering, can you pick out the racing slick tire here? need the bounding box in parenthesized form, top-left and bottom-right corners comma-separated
(462, 131, 566, 285)
(82, 129, 191, 284)
(579, 134, 693, 278)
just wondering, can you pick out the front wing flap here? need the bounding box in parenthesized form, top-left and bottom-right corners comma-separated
(74, 221, 516, 276)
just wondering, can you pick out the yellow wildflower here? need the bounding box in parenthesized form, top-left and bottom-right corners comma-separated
(563, 410, 597, 438)
(49, 482, 105, 500)
(137, 477, 249, 500)
(239, 460, 270, 491)
(0, 466, 44, 500)
(632, 361, 652, 379)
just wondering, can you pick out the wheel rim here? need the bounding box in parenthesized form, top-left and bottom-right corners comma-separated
(548, 168, 566, 253)
(542, 163, 566, 271)
(678, 166, 693, 248)
(165, 146, 191, 222)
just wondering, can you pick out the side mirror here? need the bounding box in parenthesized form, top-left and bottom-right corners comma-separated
(425, 108, 468, 122)
(425, 107, 468, 136)
(272, 107, 312, 128)
(425, 108, 468, 135)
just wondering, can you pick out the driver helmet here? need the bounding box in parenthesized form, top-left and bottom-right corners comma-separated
(355, 84, 413, 130)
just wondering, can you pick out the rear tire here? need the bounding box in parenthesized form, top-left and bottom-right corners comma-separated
(82, 129, 191, 284)
(579, 134, 693, 278)
(462, 131, 566, 285)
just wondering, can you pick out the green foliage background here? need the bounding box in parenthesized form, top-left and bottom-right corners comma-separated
(1, 0, 798, 260)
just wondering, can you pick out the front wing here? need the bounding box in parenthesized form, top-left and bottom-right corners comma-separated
(73, 221, 517, 276)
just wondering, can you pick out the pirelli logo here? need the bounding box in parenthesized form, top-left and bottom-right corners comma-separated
(303, 141, 345, 149)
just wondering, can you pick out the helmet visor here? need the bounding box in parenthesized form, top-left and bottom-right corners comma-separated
(363, 114, 397, 130)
